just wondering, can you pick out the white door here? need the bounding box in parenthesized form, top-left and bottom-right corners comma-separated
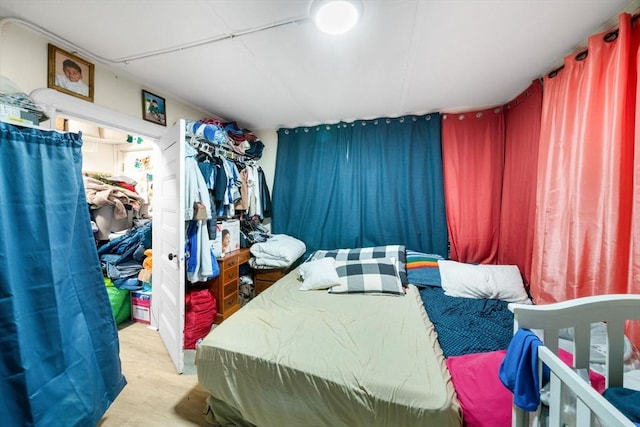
(151, 120, 186, 373)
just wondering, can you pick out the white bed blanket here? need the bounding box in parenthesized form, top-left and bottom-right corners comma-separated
(249, 234, 306, 267)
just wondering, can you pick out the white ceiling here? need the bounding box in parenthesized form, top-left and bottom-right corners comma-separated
(0, 0, 635, 130)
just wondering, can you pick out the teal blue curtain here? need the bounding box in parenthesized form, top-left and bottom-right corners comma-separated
(273, 114, 447, 256)
(0, 122, 125, 426)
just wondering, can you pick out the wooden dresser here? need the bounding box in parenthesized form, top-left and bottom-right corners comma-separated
(253, 268, 287, 296)
(209, 248, 251, 324)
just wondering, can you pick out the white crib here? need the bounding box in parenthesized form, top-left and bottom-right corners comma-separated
(509, 294, 640, 427)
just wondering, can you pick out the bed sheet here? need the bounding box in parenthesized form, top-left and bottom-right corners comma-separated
(196, 271, 462, 427)
(419, 285, 514, 357)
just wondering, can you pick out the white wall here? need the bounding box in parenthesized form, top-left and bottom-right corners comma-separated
(254, 129, 278, 192)
(81, 142, 117, 174)
(0, 21, 208, 124)
(0, 19, 280, 190)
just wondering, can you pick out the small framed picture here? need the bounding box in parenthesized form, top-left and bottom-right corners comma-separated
(142, 90, 167, 126)
(47, 44, 94, 102)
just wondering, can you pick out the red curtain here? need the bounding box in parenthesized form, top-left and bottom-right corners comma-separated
(631, 16, 640, 347)
(499, 80, 543, 286)
(531, 13, 640, 345)
(442, 107, 505, 264)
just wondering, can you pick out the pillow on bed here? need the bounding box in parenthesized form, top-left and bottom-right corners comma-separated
(298, 258, 340, 290)
(437, 260, 531, 304)
(406, 250, 443, 286)
(328, 257, 404, 295)
(446, 350, 511, 427)
(310, 245, 408, 286)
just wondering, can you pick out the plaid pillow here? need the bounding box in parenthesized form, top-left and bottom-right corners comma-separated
(328, 257, 404, 295)
(310, 245, 408, 286)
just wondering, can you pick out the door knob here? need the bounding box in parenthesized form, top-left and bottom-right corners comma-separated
(168, 253, 177, 261)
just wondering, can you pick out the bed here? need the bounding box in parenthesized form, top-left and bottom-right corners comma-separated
(196, 248, 462, 427)
(195, 247, 543, 426)
(508, 294, 640, 427)
(197, 246, 640, 427)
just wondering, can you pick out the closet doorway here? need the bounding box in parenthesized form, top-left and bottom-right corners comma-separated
(55, 115, 156, 336)
(57, 114, 156, 329)
(30, 88, 179, 369)
(60, 116, 155, 222)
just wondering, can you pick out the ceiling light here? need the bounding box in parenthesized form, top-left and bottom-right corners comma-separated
(310, 0, 363, 35)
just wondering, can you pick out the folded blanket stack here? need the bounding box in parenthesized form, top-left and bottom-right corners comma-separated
(249, 234, 306, 268)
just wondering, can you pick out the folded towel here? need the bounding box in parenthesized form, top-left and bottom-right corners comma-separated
(499, 328, 549, 411)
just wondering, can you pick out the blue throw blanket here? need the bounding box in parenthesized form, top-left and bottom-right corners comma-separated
(419, 285, 514, 357)
(499, 329, 549, 411)
(406, 250, 443, 286)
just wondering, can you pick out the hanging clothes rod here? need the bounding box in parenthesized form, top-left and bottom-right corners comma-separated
(188, 133, 248, 164)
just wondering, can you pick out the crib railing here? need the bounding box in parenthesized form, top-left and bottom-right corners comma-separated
(509, 294, 640, 427)
(535, 346, 634, 427)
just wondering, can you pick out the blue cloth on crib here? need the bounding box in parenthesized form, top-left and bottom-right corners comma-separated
(499, 328, 550, 412)
(603, 387, 640, 423)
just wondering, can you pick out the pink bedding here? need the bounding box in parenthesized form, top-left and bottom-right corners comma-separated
(446, 349, 605, 427)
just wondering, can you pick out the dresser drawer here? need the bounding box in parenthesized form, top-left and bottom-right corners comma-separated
(238, 249, 251, 263)
(254, 269, 286, 282)
(222, 267, 239, 283)
(222, 255, 238, 269)
(223, 291, 239, 311)
(210, 248, 250, 324)
(223, 280, 238, 297)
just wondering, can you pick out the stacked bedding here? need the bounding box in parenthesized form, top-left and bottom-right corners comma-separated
(249, 234, 306, 268)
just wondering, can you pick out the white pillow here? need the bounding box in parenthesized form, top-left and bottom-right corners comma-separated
(298, 258, 340, 290)
(437, 260, 531, 304)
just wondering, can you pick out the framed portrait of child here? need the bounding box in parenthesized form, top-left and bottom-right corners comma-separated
(142, 90, 167, 126)
(47, 44, 94, 102)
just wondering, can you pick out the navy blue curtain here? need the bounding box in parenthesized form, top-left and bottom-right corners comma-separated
(0, 122, 125, 426)
(272, 114, 447, 256)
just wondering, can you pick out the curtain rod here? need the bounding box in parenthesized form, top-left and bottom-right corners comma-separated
(547, 13, 640, 79)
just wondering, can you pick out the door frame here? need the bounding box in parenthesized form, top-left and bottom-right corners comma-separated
(30, 88, 185, 369)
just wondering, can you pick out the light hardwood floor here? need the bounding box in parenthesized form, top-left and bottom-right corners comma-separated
(99, 321, 213, 426)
